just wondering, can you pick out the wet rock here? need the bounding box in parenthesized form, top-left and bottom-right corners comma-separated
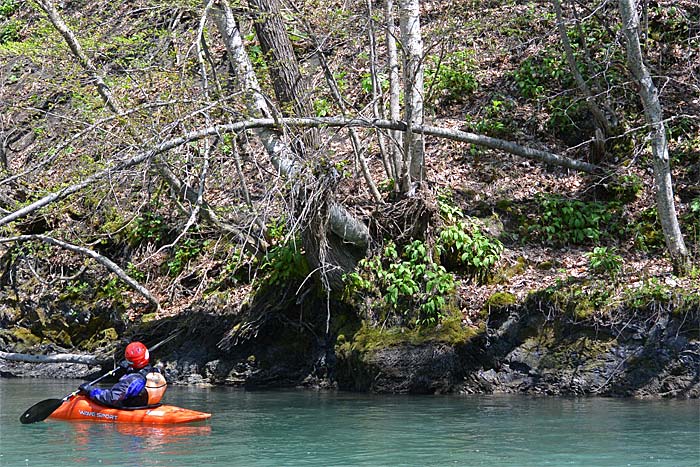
(337, 342, 458, 394)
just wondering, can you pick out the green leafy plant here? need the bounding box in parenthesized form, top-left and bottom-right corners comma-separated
(0, 0, 18, 18)
(437, 221, 503, 284)
(128, 212, 169, 246)
(64, 280, 91, 299)
(314, 97, 332, 117)
(378, 178, 395, 193)
(0, 18, 21, 44)
(258, 238, 309, 287)
(690, 198, 700, 216)
(526, 195, 617, 245)
(125, 262, 146, 282)
(464, 98, 514, 138)
(100, 277, 123, 301)
(167, 238, 209, 276)
(585, 246, 623, 280)
(360, 72, 387, 95)
(512, 50, 580, 100)
(610, 174, 643, 204)
(622, 278, 672, 309)
(545, 95, 587, 136)
(631, 207, 665, 251)
(437, 190, 503, 283)
(437, 189, 464, 224)
(344, 240, 456, 327)
(426, 50, 478, 104)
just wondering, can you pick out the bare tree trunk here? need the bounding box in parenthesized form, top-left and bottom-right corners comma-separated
(211, 0, 371, 253)
(398, 0, 425, 192)
(618, 0, 689, 274)
(34, 0, 255, 247)
(0, 116, 600, 233)
(366, 0, 393, 185)
(0, 235, 160, 308)
(552, 0, 613, 138)
(386, 0, 403, 184)
(316, 51, 383, 203)
(248, 0, 319, 153)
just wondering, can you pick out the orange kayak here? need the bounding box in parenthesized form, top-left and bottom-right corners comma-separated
(48, 395, 211, 424)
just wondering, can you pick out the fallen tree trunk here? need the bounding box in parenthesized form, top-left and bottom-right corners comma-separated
(0, 116, 600, 231)
(0, 351, 100, 366)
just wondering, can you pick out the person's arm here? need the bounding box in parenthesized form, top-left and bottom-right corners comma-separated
(86, 373, 146, 407)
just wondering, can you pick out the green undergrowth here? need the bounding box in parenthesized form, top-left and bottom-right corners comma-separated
(343, 191, 503, 329)
(532, 276, 700, 323)
(524, 194, 623, 246)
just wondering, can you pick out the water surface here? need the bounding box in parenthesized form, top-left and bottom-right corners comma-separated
(1, 379, 698, 466)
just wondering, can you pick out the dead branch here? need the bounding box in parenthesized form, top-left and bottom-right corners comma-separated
(0, 235, 160, 309)
(0, 116, 600, 232)
(0, 350, 100, 366)
(34, 0, 264, 252)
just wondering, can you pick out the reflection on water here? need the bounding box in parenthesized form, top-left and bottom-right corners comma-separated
(59, 422, 212, 464)
(1, 379, 698, 467)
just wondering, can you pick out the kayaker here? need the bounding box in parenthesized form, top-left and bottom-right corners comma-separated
(78, 341, 167, 408)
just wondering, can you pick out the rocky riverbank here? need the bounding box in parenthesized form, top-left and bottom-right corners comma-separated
(2, 298, 697, 399)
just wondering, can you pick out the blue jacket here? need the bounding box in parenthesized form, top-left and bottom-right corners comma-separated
(87, 367, 151, 408)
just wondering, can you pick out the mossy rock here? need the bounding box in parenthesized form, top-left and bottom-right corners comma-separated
(539, 336, 616, 370)
(338, 317, 479, 356)
(80, 327, 118, 352)
(495, 257, 527, 282)
(0, 305, 21, 325)
(140, 313, 158, 323)
(42, 329, 73, 347)
(483, 291, 517, 311)
(7, 327, 42, 351)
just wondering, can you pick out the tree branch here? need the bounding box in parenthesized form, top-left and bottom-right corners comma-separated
(0, 235, 160, 308)
(0, 117, 600, 231)
(0, 350, 101, 366)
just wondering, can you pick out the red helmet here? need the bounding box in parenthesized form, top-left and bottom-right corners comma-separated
(124, 342, 149, 369)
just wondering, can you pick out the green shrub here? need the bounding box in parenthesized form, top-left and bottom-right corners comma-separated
(464, 98, 514, 138)
(526, 195, 617, 245)
(437, 190, 503, 283)
(167, 238, 209, 276)
(631, 207, 665, 251)
(622, 278, 672, 309)
(690, 198, 700, 217)
(314, 97, 332, 117)
(0, 0, 18, 18)
(545, 95, 587, 136)
(512, 55, 566, 99)
(128, 212, 170, 246)
(344, 240, 456, 327)
(426, 50, 478, 104)
(437, 221, 503, 284)
(0, 18, 21, 44)
(610, 174, 643, 204)
(258, 238, 309, 287)
(99, 277, 124, 301)
(585, 246, 623, 280)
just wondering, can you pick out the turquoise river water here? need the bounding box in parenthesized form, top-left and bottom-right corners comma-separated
(0, 378, 698, 466)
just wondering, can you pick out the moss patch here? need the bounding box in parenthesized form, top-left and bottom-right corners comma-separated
(338, 317, 479, 355)
(539, 336, 616, 370)
(80, 327, 118, 352)
(483, 291, 517, 310)
(8, 327, 42, 349)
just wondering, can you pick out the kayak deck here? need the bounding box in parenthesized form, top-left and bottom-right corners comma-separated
(49, 395, 211, 424)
